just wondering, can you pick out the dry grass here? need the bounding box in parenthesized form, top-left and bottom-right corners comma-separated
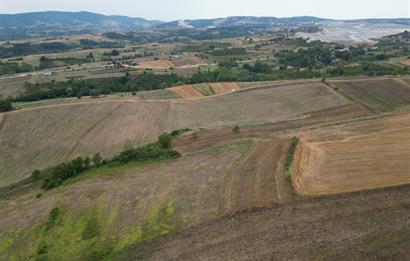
(169, 85, 205, 98)
(399, 59, 410, 66)
(330, 78, 410, 112)
(171, 55, 206, 67)
(293, 113, 410, 195)
(137, 59, 174, 68)
(209, 82, 240, 94)
(0, 82, 349, 186)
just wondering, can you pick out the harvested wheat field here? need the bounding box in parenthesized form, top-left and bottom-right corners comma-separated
(293, 113, 410, 195)
(0, 82, 350, 186)
(137, 59, 174, 68)
(169, 85, 205, 98)
(209, 82, 240, 94)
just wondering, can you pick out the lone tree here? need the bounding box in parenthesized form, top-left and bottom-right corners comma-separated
(232, 125, 240, 133)
(92, 153, 103, 167)
(0, 96, 12, 112)
(158, 132, 172, 149)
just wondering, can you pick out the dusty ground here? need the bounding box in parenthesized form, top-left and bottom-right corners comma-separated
(400, 59, 410, 66)
(169, 85, 205, 98)
(293, 113, 410, 195)
(119, 185, 410, 261)
(209, 82, 240, 94)
(137, 59, 174, 68)
(222, 139, 290, 213)
(172, 55, 206, 67)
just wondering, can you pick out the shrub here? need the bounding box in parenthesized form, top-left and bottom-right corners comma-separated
(158, 132, 172, 149)
(82, 216, 101, 240)
(0, 97, 12, 112)
(285, 137, 300, 171)
(170, 128, 191, 137)
(92, 153, 103, 167)
(45, 207, 61, 231)
(232, 125, 240, 133)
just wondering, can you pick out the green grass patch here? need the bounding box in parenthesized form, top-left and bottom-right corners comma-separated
(285, 137, 299, 199)
(189, 139, 254, 156)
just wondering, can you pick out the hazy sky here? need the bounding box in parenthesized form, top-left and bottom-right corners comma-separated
(2, 0, 409, 21)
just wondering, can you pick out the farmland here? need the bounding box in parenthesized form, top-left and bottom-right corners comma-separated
(293, 113, 410, 195)
(0, 80, 350, 186)
(329, 78, 410, 112)
(136, 59, 174, 69)
(1, 11, 410, 260)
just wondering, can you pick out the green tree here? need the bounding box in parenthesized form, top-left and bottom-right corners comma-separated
(0, 97, 12, 112)
(158, 132, 172, 149)
(92, 153, 103, 167)
(90, 89, 100, 98)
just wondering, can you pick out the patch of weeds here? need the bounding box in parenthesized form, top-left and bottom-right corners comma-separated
(170, 128, 191, 137)
(45, 206, 62, 231)
(82, 216, 101, 240)
(35, 240, 49, 261)
(285, 137, 299, 199)
(365, 229, 410, 258)
(84, 242, 114, 261)
(191, 140, 253, 156)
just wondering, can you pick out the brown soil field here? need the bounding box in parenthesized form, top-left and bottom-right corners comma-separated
(120, 185, 410, 260)
(293, 113, 410, 195)
(169, 85, 205, 98)
(0, 82, 351, 186)
(329, 78, 410, 112)
(137, 59, 174, 68)
(399, 59, 410, 66)
(171, 55, 206, 67)
(222, 139, 291, 213)
(209, 82, 240, 94)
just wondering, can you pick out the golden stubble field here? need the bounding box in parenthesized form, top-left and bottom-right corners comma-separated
(293, 113, 410, 195)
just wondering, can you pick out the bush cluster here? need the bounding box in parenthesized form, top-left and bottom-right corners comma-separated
(31, 133, 181, 190)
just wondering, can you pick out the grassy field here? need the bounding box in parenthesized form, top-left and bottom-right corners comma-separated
(0, 139, 294, 260)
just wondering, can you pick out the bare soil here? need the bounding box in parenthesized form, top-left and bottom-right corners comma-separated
(169, 85, 205, 98)
(137, 59, 174, 68)
(119, 185, 410, 261)
(209, 82, 240, 94)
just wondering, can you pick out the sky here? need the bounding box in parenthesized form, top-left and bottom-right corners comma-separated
(1, 0, 409, 21)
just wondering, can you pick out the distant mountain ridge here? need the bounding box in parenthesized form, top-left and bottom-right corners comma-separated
(0, 11, 162, 31)
(1, 11, 409, 40)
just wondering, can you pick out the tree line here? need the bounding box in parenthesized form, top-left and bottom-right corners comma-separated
(31, 132, 182, 190)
